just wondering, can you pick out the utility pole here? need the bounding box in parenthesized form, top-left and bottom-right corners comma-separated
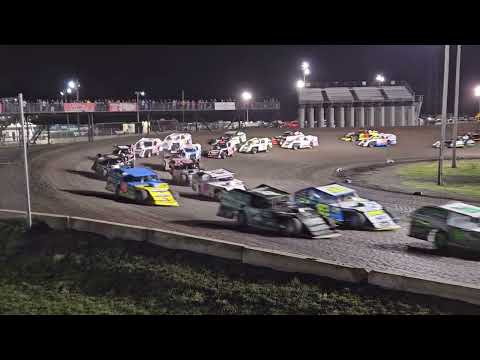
(18, 93, 32, 229)
(438, 45, 450, 186)
(182, 90, 185, 126)
(452, 45, 461, 168)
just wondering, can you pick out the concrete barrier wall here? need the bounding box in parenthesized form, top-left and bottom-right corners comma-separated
(242, 247, 367, 283)
(369, 270, 480, 306)
(1, 208, 480, 306)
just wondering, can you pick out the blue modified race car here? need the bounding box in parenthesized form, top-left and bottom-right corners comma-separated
(106, 167, 179, 206)
(293, 183, 399, 230)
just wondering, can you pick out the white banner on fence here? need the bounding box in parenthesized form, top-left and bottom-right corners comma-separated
(214, 102, 236, 111)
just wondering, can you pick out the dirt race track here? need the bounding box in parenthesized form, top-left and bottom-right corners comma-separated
(2, 124, 480, 286)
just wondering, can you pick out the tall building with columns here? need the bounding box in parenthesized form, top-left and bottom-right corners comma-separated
(297, 80, 423, 129)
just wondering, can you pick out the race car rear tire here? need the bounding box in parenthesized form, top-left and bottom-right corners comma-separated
(369, 142, 375, 147)
(284, 217, 302, 236)
(345, 212, 367, 229)
(236, 211, 247, 227)
(434, 231, 448, 249)
(293, 144, 300, 150)
(102, 168, 108, 178)
(136, 190, 149, 202)
(181, 174, 188, 184)
(214, 189, 223, 201)
(221, 152, 226, 159)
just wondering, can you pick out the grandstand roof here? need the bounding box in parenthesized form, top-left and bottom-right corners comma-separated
(298, 81, 416, 104)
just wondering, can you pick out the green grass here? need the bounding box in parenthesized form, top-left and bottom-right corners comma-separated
(0, 220, 478, 315)
(397, 160, 480, 198)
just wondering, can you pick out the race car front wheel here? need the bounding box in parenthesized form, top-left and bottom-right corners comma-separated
(293, 144, 300, 150)
(345, 212, 367, 229)
(251, 147, 258, 154)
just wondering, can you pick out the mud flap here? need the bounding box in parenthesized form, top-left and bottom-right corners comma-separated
(296, 212, 338, 239)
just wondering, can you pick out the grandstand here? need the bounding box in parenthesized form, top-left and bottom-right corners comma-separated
(297, 81, 423, 128)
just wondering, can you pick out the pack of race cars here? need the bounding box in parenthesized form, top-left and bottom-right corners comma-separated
(340, 129, 397, 147)
(88, 127, 480, 252)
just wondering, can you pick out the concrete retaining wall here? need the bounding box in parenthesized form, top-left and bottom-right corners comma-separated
(1, 208, 480, 306)
(369, 270, 480, 306)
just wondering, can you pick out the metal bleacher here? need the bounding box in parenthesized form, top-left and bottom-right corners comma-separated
(381, 86, 414, 101)
(351, 87, 384, 101)
(324, 87, 354, 102)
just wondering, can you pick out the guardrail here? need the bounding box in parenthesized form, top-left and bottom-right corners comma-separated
(1, 208, 479, 306)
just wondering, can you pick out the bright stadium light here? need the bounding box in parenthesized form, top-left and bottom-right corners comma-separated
(241, 91, 252, 101)
(140, 91, 145, 96)
(296, 79, 305, 89)
(68, 80, 76, 89)
(66, 88, 72, 94)
(304, 68, 311, 76)
(301, 61, 309, 71)
(475, 85, 480, 98)
(376, 74, 385, 83)
(60, 91, 64, 96)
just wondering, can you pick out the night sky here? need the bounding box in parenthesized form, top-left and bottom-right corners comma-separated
(1, 45, 479, 118)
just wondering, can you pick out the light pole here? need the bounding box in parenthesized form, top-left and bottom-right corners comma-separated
(18, 93, 32, 229)
(60, 90, 70, 128)
(452, 45, 461, 169)
(438, 45, 450, 186)
(241, 91, 252, 129)
(68, 80, 80, 134)
(135, 91, 145, 134)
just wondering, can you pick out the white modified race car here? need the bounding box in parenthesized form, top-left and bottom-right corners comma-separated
(134, 138, 162, 158)
(432, 138, 474, 148)
(161, 133, 193, 153)
(281, 134, 318, 150)
(238, 137, 272, 154)
(223, 131, 247, 149)
(357, 133, 396, 147)
(207, 141, 236, 159)
(191, 168, 246, 201)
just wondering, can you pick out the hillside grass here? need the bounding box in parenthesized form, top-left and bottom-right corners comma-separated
(397, 160, 480, 198)
(0, 220, 478, 315)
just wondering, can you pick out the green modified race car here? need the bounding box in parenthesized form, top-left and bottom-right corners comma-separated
(294, 183, 400, 230)
(409, 202, 480, 252)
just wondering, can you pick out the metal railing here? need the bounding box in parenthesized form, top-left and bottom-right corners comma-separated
(0, 100, 280, 115)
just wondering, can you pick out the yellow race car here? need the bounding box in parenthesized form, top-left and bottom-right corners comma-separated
(340, 130, 379, 142)
(105, 167, 179, 206)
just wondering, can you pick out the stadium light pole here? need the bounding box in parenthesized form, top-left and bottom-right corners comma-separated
(241, 91, 252, 129)
(68, 80, 81, 134)
(18, 93, 32, 229)
(60, 90, 71, 128)
(452, 45, 461, 169)
(438, 45, 450, 186)
(475, 85, 480, 113)
(135, 91, 145, 134)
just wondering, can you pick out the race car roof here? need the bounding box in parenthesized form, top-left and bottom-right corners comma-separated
(439, 202, 480, 218)
(202, 168, 235, 177)
(121, 167, 156, 177)
(314, 183, 356, 197)
(249, 184, 289, 198)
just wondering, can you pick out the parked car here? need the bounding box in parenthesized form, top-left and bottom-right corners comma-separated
(409, 202, 480, 252)
(238, 137, 272, 153)
(217, 184, 339, 239)
(294, 183, 400, 230)
(105, 167, 179, 206)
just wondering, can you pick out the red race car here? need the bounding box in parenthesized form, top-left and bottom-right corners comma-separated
(281, 121, 300, 130)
